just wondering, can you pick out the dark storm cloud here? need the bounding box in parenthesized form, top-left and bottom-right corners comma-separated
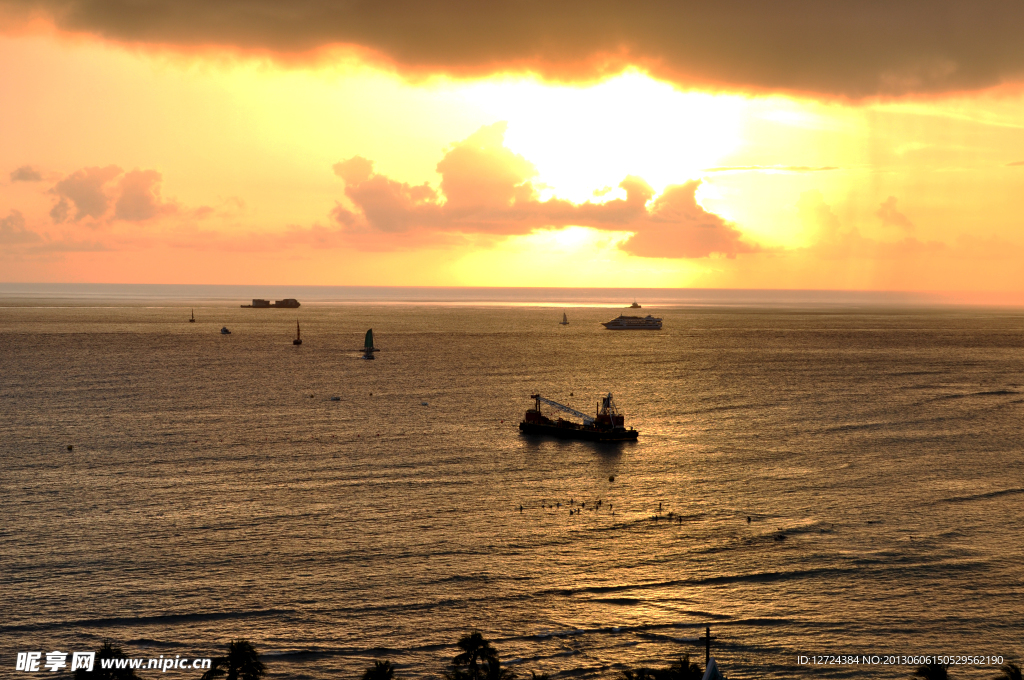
(5, 0, 1024, 96)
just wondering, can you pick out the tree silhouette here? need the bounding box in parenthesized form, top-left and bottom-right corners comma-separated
(665, 654, 704, 680)
(483, 656, 516, 680)
(200, 640, 265, 680)
(363, 660, 396, 680)
(621, 670, 657, 680)
(620, 654, 704, 680)
(452, 632, 498, 680)
(74, 641, 143, 680)
(997, 664, 1023, 680)
(448, 632, 513, 680)
(914, 662, 949, 680)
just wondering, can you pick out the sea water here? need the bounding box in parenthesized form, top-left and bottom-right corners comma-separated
(1, 295, 1023, 679)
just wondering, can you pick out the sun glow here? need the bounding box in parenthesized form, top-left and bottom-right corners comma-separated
(3, 28, 1024, 298)
(459, 71, 747, 202)
(452, 226, 705, 288)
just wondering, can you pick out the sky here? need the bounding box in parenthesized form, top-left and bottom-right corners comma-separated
(2, 1, 1024, 299)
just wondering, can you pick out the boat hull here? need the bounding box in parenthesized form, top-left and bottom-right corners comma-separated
(601, 314, 662, 330)
(519, 421, 638, 442)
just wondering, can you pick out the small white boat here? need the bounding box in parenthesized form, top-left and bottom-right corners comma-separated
(560, 312, 569, 325)
(220, 326, 231, 335)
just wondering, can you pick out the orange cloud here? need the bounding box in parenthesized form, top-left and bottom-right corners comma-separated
(50, 165, 121, 223)
(329, 123, 758, 258)
(7, 1, 1024, 96)
(0, 209, 41, 244)
(801, 192, 942, 260)
(114, 169, 177, 221)
(618, 182, 758, 259)
(48, 165, 180, 225)
(875, 196, 914, 232)
(9, 165, 43, 182)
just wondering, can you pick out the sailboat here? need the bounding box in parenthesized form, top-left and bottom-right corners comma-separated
(362, 328, 379, 359)
(189, 309, 195, 323)
(560, 312, 569, 325)
(293, 320, 302, 345)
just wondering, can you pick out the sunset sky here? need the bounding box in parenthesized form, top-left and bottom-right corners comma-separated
(2, 1, 1024, 298)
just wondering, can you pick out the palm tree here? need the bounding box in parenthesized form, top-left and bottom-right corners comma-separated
(997, 663, 1023, 680)
(483, 657, 515, 680)
(666, 654, 703, 680)
(914, 662, 949, 680)
(620, 669, 657, 680)
(200, 640, 265, 680)
(74, 641, 142, 680)
(451, 632, 500, 680)
(363, 660, 396, 680)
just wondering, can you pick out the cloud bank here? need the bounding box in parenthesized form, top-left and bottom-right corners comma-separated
(6, 0, 1024, 96)
(331, 123, 757, 259)
(10, 165, 43, 182)
(48, 165, 177, 225)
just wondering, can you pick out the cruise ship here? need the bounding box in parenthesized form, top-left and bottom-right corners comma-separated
(602, 314, 663, 330)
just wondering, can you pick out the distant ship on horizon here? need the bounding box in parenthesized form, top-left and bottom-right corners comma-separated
(241, 298, 300, 308)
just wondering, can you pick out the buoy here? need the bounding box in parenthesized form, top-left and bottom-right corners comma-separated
(67, 445, 73, 451)
(609, 475, 615, 482)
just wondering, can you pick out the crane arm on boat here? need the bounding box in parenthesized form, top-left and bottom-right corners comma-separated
(531, 394, 595, 425)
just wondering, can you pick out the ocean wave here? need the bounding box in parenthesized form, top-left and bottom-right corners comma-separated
(932, 389, 1020, 401)
(938, 487, 1024, 504)
(0, 609, 293, 633)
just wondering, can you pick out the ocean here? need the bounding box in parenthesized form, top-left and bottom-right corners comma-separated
(2, 288, 1022, 679)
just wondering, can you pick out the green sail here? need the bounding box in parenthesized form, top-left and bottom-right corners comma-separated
(364, 329, 374, 349)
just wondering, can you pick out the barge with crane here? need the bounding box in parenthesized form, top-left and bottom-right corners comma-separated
(519, 393, 639, 442)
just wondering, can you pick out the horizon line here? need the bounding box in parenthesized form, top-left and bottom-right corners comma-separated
(1, 282, 1022, 309)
